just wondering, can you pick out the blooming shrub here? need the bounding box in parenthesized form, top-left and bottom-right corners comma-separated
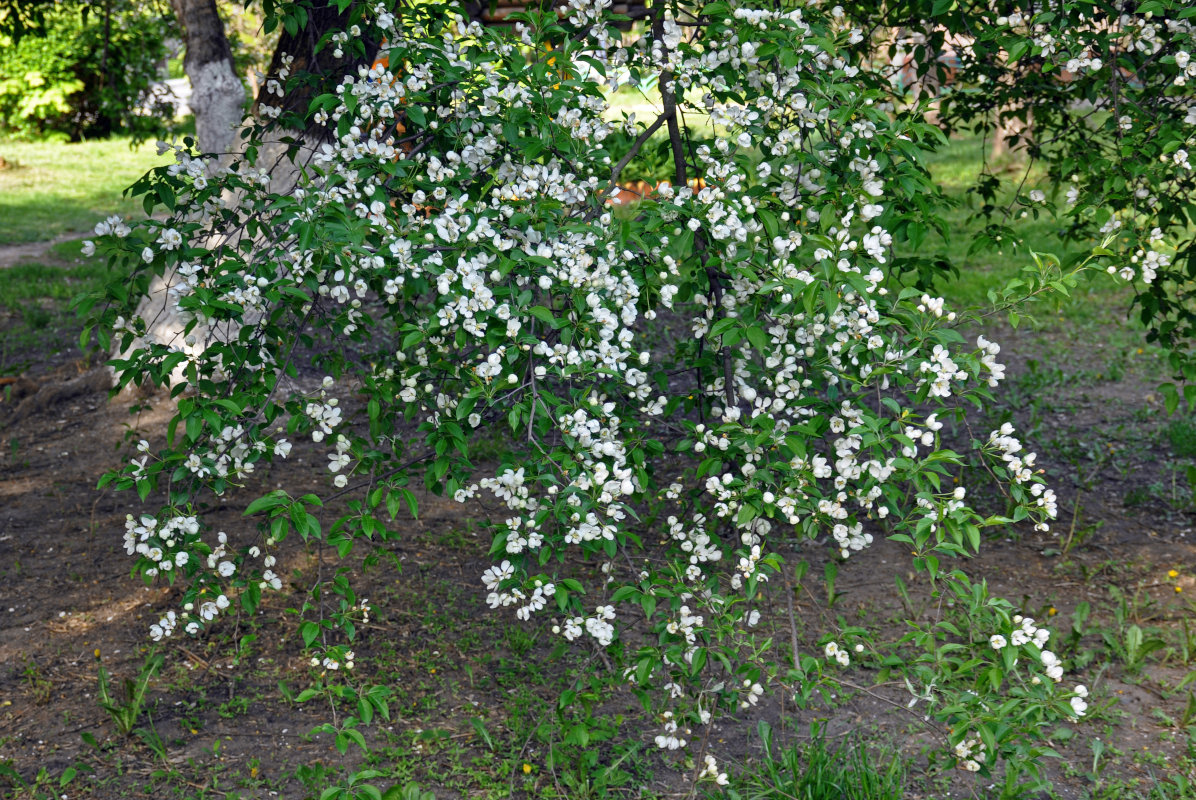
(78, 0, 1152, 791)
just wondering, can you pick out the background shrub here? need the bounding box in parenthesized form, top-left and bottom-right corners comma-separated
(0, 1, 173, 141)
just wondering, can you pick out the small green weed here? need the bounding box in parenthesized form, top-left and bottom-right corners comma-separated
(0, 759, 85, 798)
(217, 696, 250, 719)
(96, 650, 162, 736)
(1148, 775, 1195, 799)
(1098, 586, 1168, 675)
(1124, 486, 1154, 507)
(20, 656, 53, 705)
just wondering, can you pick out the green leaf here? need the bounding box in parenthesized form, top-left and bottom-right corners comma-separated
(1161, 382, 1180, 415)
(301, 620, 319, 648)
(708, 317, 737, 339)
(342, 727, 368, 753)
(528, 306, 559, 328)
(964, 524, 980, 552)
(400, 489, 418, 519)
(745, 325, 769, 352)
(245, 490, 288, 515)
(156, 182, 176, 211)
(470, 717, 494, 750)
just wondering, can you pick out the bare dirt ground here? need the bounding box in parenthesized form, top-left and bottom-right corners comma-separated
(1, 258, 1195, 799)
(0, 237, 81, 270)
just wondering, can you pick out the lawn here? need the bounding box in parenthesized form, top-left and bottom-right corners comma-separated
(0, 137, 171, 245)
(0, 239, 131, 375)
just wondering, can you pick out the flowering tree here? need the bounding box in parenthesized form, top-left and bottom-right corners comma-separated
(77, 0, 1169, 791)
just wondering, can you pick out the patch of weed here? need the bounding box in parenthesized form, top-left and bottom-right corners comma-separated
(727, 721, 906, 800)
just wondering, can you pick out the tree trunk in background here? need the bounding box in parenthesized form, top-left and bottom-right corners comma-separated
(171, 0, 244, 154)
(991, 107, 1034, 161)
(124, 3, 371, 390)
(257, 3, 377, 141)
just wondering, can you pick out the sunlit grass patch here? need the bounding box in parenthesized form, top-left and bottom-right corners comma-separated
(0, 136, 169, 245)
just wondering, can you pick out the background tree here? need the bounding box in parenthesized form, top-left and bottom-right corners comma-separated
(254, 1, 378, 138)
(170, 0, 244, 154)
(843, 0, 1196, 393)
(0, 0, 52, 42)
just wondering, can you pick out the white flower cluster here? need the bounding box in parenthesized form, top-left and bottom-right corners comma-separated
(739, 679, 765, 709)
(1040, 648, 1064, 682)
(666, 514, 723, 582)
(698, 754, 729, 786)
(305, 398, 343, 442)
(1070, 684, 1089, 718)
(653, 711, 687, 750)
(989, 614, 1089, 713)
(824, 640, 850, 667)
(989, 614, 1050, 653)
(665, 605, 704, 648)
(123, 512, 197, 578)
(953, 734, 987, 772)
(985, 424, 1055, 528)
(125, 506, 279, 640)
(920, 344, 967, 398)
(94, 214, 132, 239)
(182, 423, 286, 483)
(1127, 248, 1170, 284)
(150, 585, 232, 639)
(975, 335, 1005, 386)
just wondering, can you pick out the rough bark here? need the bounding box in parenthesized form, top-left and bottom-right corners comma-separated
(171, 0, 245, 154)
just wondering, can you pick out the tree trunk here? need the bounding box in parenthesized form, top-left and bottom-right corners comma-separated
(171, 0, 245, 154)
(991, 107, 1033, 161)
(256, 3, 377, 140)
(124, 3, 371, 391)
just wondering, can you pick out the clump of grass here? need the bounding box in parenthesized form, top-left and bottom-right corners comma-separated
(726, 721, 906, 800)
(1164, 418, 1196, 458)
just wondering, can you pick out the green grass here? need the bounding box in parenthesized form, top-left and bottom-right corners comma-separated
(725, 722, 906, 800)
(0, 256, 132, 374)
(904, 134, 1151, 341)
(0, 258, 126, 308)
(0, 136, 170, 245)
(913, 135, 1079, 305)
